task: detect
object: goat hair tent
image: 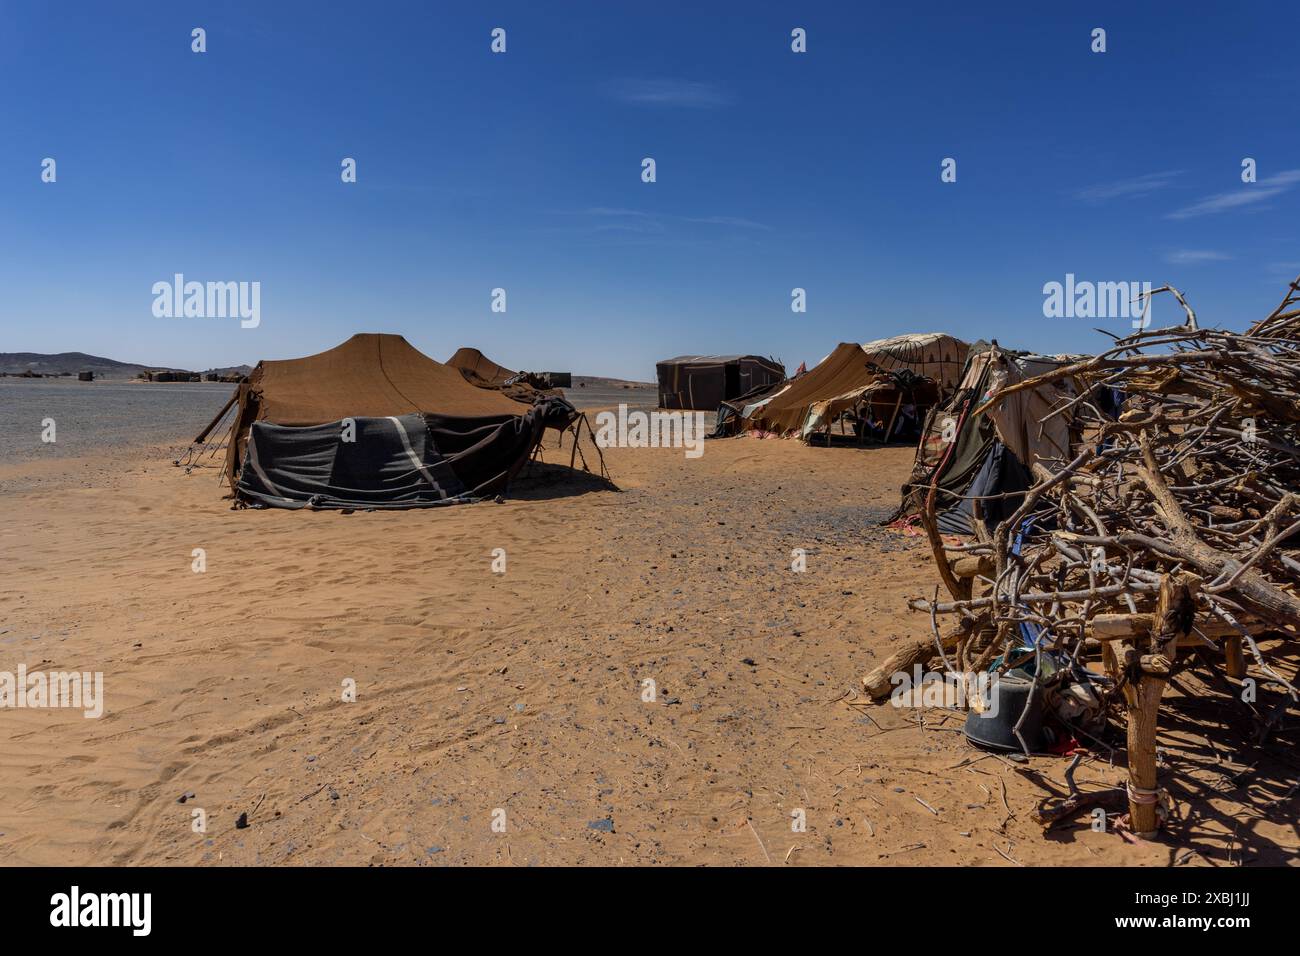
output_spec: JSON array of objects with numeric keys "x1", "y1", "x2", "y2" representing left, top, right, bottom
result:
[
  {"x1": 220, "y1": 333, "x2": 576, "y2": 509},
  {"x1": 656, "y1": 354, "x2": 784, "y2": 411},
  {"x1": 734, "y1": 333, "x2": 969, "y2": 438}
]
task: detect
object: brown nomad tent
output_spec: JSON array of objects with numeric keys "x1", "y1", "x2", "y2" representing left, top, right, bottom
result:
[
  {"x1": 735, "y1": 333, "x2": 969, "y2": 438},
  {"x1": 210, "y1": 333, "x2": 577, "y2": 509}
]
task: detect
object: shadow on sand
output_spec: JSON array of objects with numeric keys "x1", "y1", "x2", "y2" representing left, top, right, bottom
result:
[
  {"x1": 1026, "y1": 638, "x2": 1299, "y2": 865},
  {"x1": 508, "y1": 459, "x2": 619, "y2": 502}
]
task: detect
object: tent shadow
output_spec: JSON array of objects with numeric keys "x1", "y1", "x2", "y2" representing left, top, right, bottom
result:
[
  {"x1": 508, "y1": 460, "x2": 619, "y2": 501},
  {"x1": 806, "y1": 433, "x2": 919, "y2": 449}
]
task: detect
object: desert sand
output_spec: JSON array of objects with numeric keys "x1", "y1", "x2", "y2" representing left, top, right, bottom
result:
[{"x1": 0, "y1": 420, "x2": 1295, "y2": 866}]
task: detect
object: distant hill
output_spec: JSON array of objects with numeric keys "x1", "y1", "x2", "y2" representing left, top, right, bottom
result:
[
  {"x1": 0, "y1": 351, "x2": 155, "y2": 378},
  {"x1": 3, "y1": 349, "x2": 618, "y2": 384},
  {"x1": 199, "y1": 365, "x2": 254, "y2": 379},
  {"x1": 572, "y1": 375, "x2": 655, "y2": 389},
  {"x1": 0, "y1": 351, "x2": 251, "y2": 380}
]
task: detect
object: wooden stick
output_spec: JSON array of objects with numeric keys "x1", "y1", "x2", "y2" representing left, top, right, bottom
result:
[
  {"x1": 950, "y1": 554, "x2": 994, "y2": 579},
  {"x1": 1223, "y1": 636, "x2": 1246, "y2": 679},
  {"x1": 1088, "y1": 612, "x2": 1258, "y2": 641},
  {"x1": 861, "y1": 622, "x2": 969, "y2": 701}
]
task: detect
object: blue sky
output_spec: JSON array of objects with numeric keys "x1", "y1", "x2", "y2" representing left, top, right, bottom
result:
[{"x1": 2, "y1": 1, "x2": 1298, "y2": 380}]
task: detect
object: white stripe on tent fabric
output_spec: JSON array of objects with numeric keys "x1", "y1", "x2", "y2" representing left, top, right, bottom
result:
[{"x1": 386, "y1": 416, "x2": 444, "y2": 494}]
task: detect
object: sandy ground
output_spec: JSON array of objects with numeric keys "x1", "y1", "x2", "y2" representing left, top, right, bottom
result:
[{"x1": 1, "y1": 424, "x2": 1296, "y2": 867}]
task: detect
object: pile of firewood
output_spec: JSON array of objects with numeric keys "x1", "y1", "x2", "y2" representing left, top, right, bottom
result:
[{"x1": 871, "y1": 276, "x2": 1300, "y2": 837}]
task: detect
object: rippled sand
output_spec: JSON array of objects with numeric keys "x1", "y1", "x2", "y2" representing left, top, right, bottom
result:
[{"x1": 0, "y1": 416, "x2": 1291, "y2": 866}]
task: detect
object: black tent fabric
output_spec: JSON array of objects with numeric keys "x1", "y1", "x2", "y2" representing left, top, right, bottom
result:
[
  {"x1": 236, "y1": 398, "x2": 576, "y2": 510},
  {"x1": 889, "y1": 353, "x2": 997, "y2": 528},
  {"x1": 656, "y1": 355, "x2": 784, "y2": 411},
  {"x1": 966, "y1": 440, "x2": 1033, "y2": 530}
]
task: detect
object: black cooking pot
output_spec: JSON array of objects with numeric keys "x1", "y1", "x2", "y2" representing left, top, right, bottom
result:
[{"x1": 963, "y1": 670, "x2": 1047, "y2": 753}]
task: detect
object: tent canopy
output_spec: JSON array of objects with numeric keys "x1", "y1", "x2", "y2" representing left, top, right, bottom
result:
[
  {"x1": 247, "y1": 333, "x2": 525, "y2": 426},
  {"x1": 446, "y1": 346, "x2": 561, "y2": 403},
  {"x1": 658, "y1": 353, "x2": 770, "y2": 366},
  {"x1": 446, "y1": 347, "x2": 518, "y2": 388},
  {"x1": 739, "y1": 333, "x2": 969, "y2": 435}
]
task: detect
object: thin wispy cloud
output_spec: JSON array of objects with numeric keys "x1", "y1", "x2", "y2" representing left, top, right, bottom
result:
[
  {"x1": 573, "y1": 207, "x2": 664, "y2": 235},
  {"x1": 1163, "y1": 249, "x2": 1232, "y2": 264},
  {"x1": 681, "y1": 215, "x2": 772, "y2": 231},
  {"x1": 1166, "y1": 169, "x2": 1300, "y2": 220},
  {"x1": 608, "y1": 78, "x2": 732, "y2": 109},
  {"x1": 1074, "y1": 170, "x2": 1183, "y2": 202},
  {"x1": 584, "y1": 207, "x2": 653, "y2": 219}
]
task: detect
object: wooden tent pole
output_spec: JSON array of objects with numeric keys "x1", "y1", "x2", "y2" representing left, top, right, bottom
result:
[
  {"x1": 884, "y1": 392, "x2": 903, "y2": 442},
  {"x1": 194, "y1": 388, "x2": 239, "y2": 444}
]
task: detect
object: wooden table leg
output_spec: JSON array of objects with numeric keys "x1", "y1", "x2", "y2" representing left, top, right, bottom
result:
[
  {"x1": 1118, "y1": 572, "x2": 1195, "y2": 838},
  {"x1": 1122, "y1": 658, "x2": 1168, "y2": 838}
]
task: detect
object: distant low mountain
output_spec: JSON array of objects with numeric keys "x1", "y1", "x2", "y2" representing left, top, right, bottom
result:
[
  {"x1": 572, "y1": 375, "x2": 655, "y2": 389},
  {"x1": 0, "y1": 351, "x2": 251, "y2": 380},
  {"x1": 3, "y1": 349, "x2": 614, "y2": 384},
  {"x1": 199, "y1": 365, "x2": 254, "y2": 379},
  {"x1": 0, "y1": 351, "x2": 153, "y2": 377}
]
